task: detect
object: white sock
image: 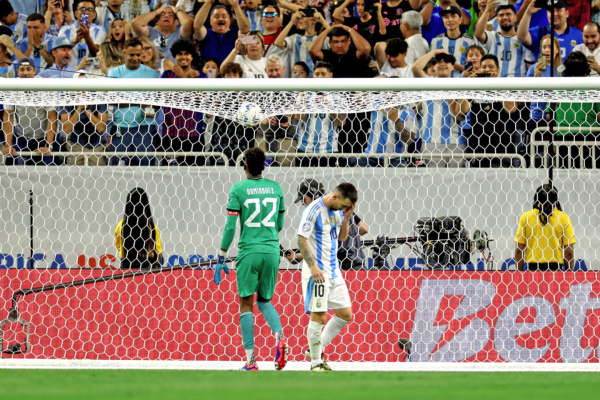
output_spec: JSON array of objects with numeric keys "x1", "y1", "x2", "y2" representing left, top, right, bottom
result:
[
  {"x1": 307, "y1": 321, "x2": 324, "y2": 366},
  {"x1": 246, "y1": 349, "x2": 255, "y2": 365},
  {"x1": 321, "y1": 316, "x2": 349, "y2": 349}
]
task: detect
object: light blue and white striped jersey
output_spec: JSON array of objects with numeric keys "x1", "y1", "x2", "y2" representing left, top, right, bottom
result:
[
  {"x1": 244, "y1": 8, "x2": 264, "y2": 32},
  {"x1": 298, "y1": 197, "x2": 344, "y2": 280},
  {"x1": 0, "y1": 53, "x2": 18, "y2": 78},
  {"x1": 479, "y1": 31, "x2": 530, "y2": 77},
  {"x1": 419, "y1": 99, "x2": 464, "y2": 144},
  {"x1": 3, "y1": 13, "x2": 28, "y2": 42},
  {"x1": 284, "y1": 34, "x2": 329, "y2": 76},
  {"x1": 17, "y1": 34, "x2": 56, "y2": 74},
  {"x1": 431, "y1": 33, "x2": 475, "y2": 77},
  {"x1": 365, "y1": 108, "x2": 417, "y2": 155},
  {"x1": 296, "y1": 112, "x2": 340, "y2": 153},
  {"x1": 58, "y1": 23, "x2": 107, "y2": 70}
]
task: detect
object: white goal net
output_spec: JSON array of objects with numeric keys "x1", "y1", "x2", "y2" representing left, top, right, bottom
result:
[{"x1": 1, "y1": 78, "x2": 600, "y2": 368}]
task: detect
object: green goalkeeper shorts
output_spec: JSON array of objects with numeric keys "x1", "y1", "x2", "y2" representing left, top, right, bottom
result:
[{"x1": 235, "y1": 253, "x2": 280, "y2": 299}]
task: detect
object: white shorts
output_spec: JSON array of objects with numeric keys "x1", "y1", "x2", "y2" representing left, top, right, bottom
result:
[{"x1": 302, "y1": 277, "x2": 352, "y2": 314}]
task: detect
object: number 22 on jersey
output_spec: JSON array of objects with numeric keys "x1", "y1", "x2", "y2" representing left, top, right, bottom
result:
[{"x1": 244, "y1": 198, "x2": 277, "y2": 228}]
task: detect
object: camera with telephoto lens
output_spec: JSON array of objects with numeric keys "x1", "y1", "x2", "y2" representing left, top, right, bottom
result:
[
  {"x1": 414, "y1": 217, "x2": 471, "y2": 269},
  {"x1": 371, "y1": 236, "x2": 392, "y2": 269}
]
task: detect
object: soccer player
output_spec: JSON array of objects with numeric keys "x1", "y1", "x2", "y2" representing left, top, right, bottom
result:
[
  {"x1": 297, "y1": 182, "x2": 358, "y2": 371},
  {"x1": 214, "y1": 148, "x2": 288, "y2": 371}
]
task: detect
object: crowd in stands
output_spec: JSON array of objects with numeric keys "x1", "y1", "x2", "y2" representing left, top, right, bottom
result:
[{"x1": 0, "y1": 0, "x2": 599, "y2": 167}]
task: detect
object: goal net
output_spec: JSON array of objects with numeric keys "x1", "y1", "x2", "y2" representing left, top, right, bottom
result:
[{"x1": 1, "y1": 78, "x2": 600, "y2": 368}]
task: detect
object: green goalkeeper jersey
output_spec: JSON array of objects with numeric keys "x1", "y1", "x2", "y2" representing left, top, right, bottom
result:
[{"x1": 225, "y1": 178, "x2": 285, "y2": 257}]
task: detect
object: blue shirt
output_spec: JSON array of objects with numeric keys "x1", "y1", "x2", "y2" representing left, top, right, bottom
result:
[
  {"x1": 8, "y1": 0, "x2": 40, "y2": 15},
  {"x1": 198, "y1": 29, "x2": 239, "y2": 64},
  {"x1": 527, "y1": 25, "x2": 583, "y2": 62},
  {"x1": 39, "y1": 64, "x2": 77, "y2": 78},
  {"x1": 515, "y1": 0, "x2": 548, "y2": 28},
  {"x1": 526, "y1": 64, "x2": 559, "y2": 121},
  {"x1": 108, "y1": 64, "x2": 160, "y2": 127}
]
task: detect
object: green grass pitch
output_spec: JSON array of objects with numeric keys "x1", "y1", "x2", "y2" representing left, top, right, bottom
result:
[{"x1": 1, "y1": 370, "x2": 599, "y2": 400}]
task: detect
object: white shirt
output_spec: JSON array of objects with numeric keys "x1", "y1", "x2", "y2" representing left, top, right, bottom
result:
[
  {"x1": 572, "y1": 43, "x2": 600, "y2": 77},
  {"x1": 405, "y1": 33, "x2": 429, "y2": 65},
  {"x1": 298, "y1": 198, "x2": 344, "y2": 281},
  {"x1": 234, "y1": 55, "x2": 266, "y2": 79},
  {"x1": 58, "y1": 23, "x2": 107, "y2": 70},
  {"x1": 379, "y1": 61, "x2": 414, "y2": 78}
]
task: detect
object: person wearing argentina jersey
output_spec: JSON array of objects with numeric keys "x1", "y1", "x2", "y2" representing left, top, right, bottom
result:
[
  {"x1": 17, "y1": 14, "x2": 56, "y2": 74},
  {"x1": 58, "y1": 0, "x2": 106, "y2": 70},
  {"x1": 0, "y1": 32, "x2": 19, "y2": 78},
  {"x1": 0, "y1": 0, "x2": 28, "y2": 42},
  {"x1": 475, "y1": 3, "x2": 532, "y2": 77},
  {"x1": 242, "y1": 0, "x2": 264, "y2": 32},
  {"x1": 360, "y1": 105, "x2": 418, "y2": 167},
  {"x1": 95, "y1": 0, "x2": 123, "y2": 34},
  {"x1": 431, "y1": 6, "x2": 476, "y2": 77},
  {"x1": 274, "y1": 7, "x2": 331, "y2": 77},
  {"x1": 297, "y1": 182, "x2": 358, "y2": 371}
]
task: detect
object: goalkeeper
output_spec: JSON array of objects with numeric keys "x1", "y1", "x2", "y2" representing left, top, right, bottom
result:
[{"x1": 214, "y1": 148, "x2": 288, "y2": 372}]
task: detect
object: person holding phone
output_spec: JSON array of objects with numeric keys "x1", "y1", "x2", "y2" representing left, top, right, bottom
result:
[
  {"x1": 460, "y1": 44, "x2": 485, "y2": 77},
  {"x1": 221, "y1": 32, "x2": 267, "y2": 78},
  {"x1": 430, "y1": 5, "x2": 476, "y2": 77},
  {"x1": 571, "y1": 21, "x2": 600, "y2": 77},
  {"x1": 44, "y1": 0, "x2": 72, "y2": 37},
  {"x1": 201, "y1": 58, "x2": 220, "y2": 78},
  {"x1": 57, "y1": 0, "x2": 106, "y2": 69}
]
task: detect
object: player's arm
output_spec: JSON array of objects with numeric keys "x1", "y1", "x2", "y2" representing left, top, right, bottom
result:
[
  {"x1": 356, "y1": 215, "x2": 369, "y2": 235},
  {"x1": 338, "y1": 203, "x2": 356, "y2": 242},
  {"x1": 215, "y1": 188, "x2": 240, "y2": 284},
  {"x1": 298, "y1": 235, "x2": 324, "y2": 283}
]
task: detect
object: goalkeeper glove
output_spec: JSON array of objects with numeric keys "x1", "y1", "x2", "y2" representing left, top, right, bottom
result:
[{"x1": 214, "y1": 250, "x2": 229, "y2": 285}]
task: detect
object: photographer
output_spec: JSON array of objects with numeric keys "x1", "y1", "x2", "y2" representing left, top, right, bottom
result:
[
  {"x1": 515, "y1": 185, "x2": 576, "y2": 271},
  {"x1": 286, "y1": 179, "x2": 369, "y2": 270}
]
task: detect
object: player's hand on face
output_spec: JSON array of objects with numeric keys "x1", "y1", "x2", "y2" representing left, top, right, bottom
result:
[
  {"x1": 343, "y1": 202, "x2": 356, "y2": 219},
  {"x1": 310, "y1": 264, "x2": 325, "y2": 284}
]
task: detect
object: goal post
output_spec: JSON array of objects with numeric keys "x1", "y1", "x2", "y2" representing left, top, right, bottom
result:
[{"x1": 2, "y1": 78, "x2": 600, "y2": 369}]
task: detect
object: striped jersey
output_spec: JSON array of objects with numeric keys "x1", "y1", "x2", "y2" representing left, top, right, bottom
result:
[
  {"x1": 479, "y1": 31, "x2": 530, "y2": 77},
  {"x1": 2, "y1": 13, "x2": 28, "y2": 42},
  {"x1": 298, "y1": 197, "x2": 344, "y2": 281},
  {"x1": 284, "y1": 34, "x2": 329, "y2": 76},
  {"x1": 0, "y1": 54, "x2": 18, "y2": 78},
  {"x1": 296, "y1": 112, "x2": 340, "y2": 153},
  {"x1": 419, "y1": 99, "x2": 463, "y2": 144},
  {"x1": 160, "y1": 70, "x2": 206, "y2": 137},
  {"x1": 431, "y1": 32, "x2": 475, "y2": 77},
  {"x1": 17, "y1": 34, "x2": 56, "y2": 74},
  {"x1": 365, "y1": 108, "x2": 417, "y2": 155},
  {"x1": 58, "y1": 23, "x2": 107, "y2": 70},
  {"x1": 243, "y1": 8, "x2": 263, "y2": 32}
]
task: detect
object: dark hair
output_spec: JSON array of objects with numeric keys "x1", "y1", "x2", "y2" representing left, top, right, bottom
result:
[
  {"x1": 385, "y1": 38, "x2": 409, "y2": 57},
  {"x1": 0, "y1": 25, "x2": 13, "y2": 38},
  {"x1": 124, "y1": 37, "x2": 143, "y2": 49},
  {"x1": 26, "y1": 13, "x2": 45, "y2": 23},
  {"x1": 481, "y1": 54, "x2": 499, "y2": 68},
  {"x1": 263, "y1": 4, "x2": 281, "y2": 16},
  {"x1": 533, "y1": 184, "x2": 561, "y2": 225},
  {"x1": 293, "y1": 61, "x2": 310, "y2": 76},
  {"x1": 221, "y1": 62, "x2": 243, "y2": 77},
  {"x1": 244, "y1": 147, "x2": 266, "y2": 176},
  {"x1": 211, "y1": 5, "x2": 231, "y2": 18},
  {"x1": 334, "y1": 183, "x2": 358, "y2": 203},
  {"x1": 170, "y1": 38, "x2": 198, "y2": 59},
  {"x1": 122, "y1": 188, "x2": 157, "y2": 266},
  {"x1": 424, "y1": 59, "x2": 436, "y2": 72},
  {"x1": 330, "y1": 27, "x2": 350, "y2": 39},
  {"x1": 435, "y1": 53, "x2": 456, "y2": 65},
  {"x1": 584, "y1": 21, "x2": 600, "y2": 33},
  {"x1": 562, "y1": 51, "x2": 591, "y2": 77},
  {"x1": 496, "y1": 4, "x2": 516, "y2": 13},
  {"x1": 0, "y1": 0, "x2": 14, "y2": 19},
  {"x1": 74, "y1": 0, "x2": 96, "y2": 10},
  {"x1": 204, "y1": 57, "x2": 221, "y2": 67},
  {"x1": 314, "y1": 61, "x2": 333, "y2": 74}
]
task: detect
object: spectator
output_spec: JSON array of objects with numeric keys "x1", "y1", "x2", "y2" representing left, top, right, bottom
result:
[
  {"x1": 105, "y1": 18, "x2": 131, "y2": 49},
  {"x1": 460, "y1": 44, "x2": 485, "y2": 76},
  {"x1": 309, "y1": 26, "x2": 372, "y2": 77},
  {"x1": 17, "y1": 14, "x2": 56, "y2": 74},
  {"x1": 274, "y1": 8, "x2": 331, "y2": 77},
  {"x1": 430, "y1": 5, "x2": 476, "y2": 77},
  {"x1": 194, "y1": 0, "x2": 250, "y2": 64},
  {"x1": 115, "y1": 188, "x2": 163, "y2": 269},
  {"x1": 7, "y1": 0, "x2": 37, "y2": 16},
  {"x1": 0, "y1": 29, "x2": 18, "y2": 78},
  {"x1": 261, "y1": 4, "x2": 292, "y2": 75},
  {"x1": 400, "y1": 10, "x2": 429, "y2": 64},
  {"x1": 515, "y1": 185, "x2": 575, "y2": 271},
  {"x1": 107, "y1": 38, "x2": 160, "y2": 166},
  {"x1": 572, "y1": 21, "x2": 600, "y2": 76},
  {"x1": 160, "y1": 39, "x2": 207, "y2": 167},
  {"x1": 265, "y1": 53, "x2": 286, "y2": 78},
  {"x1": 458, "y1": 54, "x2": 518, "y2": 167},
  {"x1": 413, "y1": 50, "x2": 465, "y2": 167},
  {"x1": 141, "y1": 36, "x2": 174, "y2": 75},
  {"x1": 292, "y1": 60, "x2": 310, "y2": 77},
  {"x1": 59, "y1": 98, "x2": 108, "y2": 166},
  {"x1": 332, "y1": 0, "x2": 386, "y2": 45},
  {"x1": 374, "y1": 38, "x2": 413, "y2": 77},
  {"x1": 132, "y1": 3, "x2": 193, "y2": 63},
  {"x1": 2, "y1": 58, "x2": 58, "y2": 166},
  {"x1": 381, "y1": 0, "x2": 421, "y2": 40},
  {"x1": 220, "y1": 62, "x2": 243, "y2": 78},
  {"x1": 243, "y1": 0, "x2": 264, "y2": 32},
  {"x1": 516, "y1": 0, "x2": 549, "y2": 29},
  {"x1": 43, "y1": 0, "x2": 71, "y2": 37},
  {"x1": 517, "y1": 0, "x2": 583, "y2": 62},
  {"x1": 0, "y1": 0, "x2": 28, "y2": 42},
  {"x1": 58, "y1": 0, "x2": 106, "y2": 70},
  {"x1": 292, "y1": 61, "x2": 346, "y2": 167},
  {"x1": 423, "y1": 58, "x2": 437, "y2": 76},
  {"x1": 566, "y1": 0, "x2": 591, "y2": 30},
  {"x1": 221, "y1": 32, "x2": 266, "y2": 78},
  {"x1": 421, "y1": 0, "x2": 472, "y2": 44},
  {"x1": 39, "y1": 37, "x2": 76, "y2": 78},
  {"x1": 95, "y1": 0, "x2": 124, "y2": 34},
  {"x1": 475, "y1": 4, "x2": 531, "y2": 77},
  {"x1": 201, "y1": 58, "x2": 220, "y2": 77},
  {"x1": 73, "y1": 41, "x2": 125, "y2": 78},
  {"x1": 470, "y1": 0, "x2": 501, "y2": 33}
]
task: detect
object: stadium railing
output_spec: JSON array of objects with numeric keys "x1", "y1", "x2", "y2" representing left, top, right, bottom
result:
[
  {"x1": 1, "y1": 152, "x2": 229, "y2": 166},
  {"x1": 531, "y1": 126, "x2": 600, "y2": 169}
]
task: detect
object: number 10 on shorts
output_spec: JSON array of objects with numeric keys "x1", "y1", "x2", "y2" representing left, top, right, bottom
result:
[{"x1": 312, "y1": 282, "x2": 327, "y2": 311}]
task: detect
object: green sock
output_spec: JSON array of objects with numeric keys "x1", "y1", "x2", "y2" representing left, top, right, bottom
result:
[
  {"x1": 239, "y1": 312, "x2": 255, "y2": 354},
  {"x1": 257, "y1": 301, "x2": 283, "y2": 337}
]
